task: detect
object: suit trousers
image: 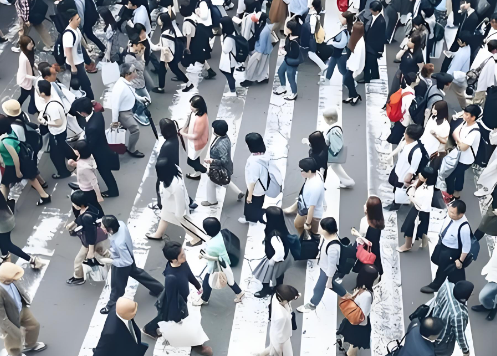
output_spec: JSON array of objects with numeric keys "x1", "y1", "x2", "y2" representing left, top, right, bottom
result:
[
  {"x1": 5, "y1": 307, "x2": 40, "y2": 356},
  {"x1": 74, "y1": 240, "x2": 111, "y2": 279},
  {"x1": 49, "y1": 130, "x2": 77, "y2": 176},
  {"x1": 429, "y1": 244, "x2": 466, "y2": 291},
  {"x1": 364, "y1": 52, "x2": 380, "y2": 82},
  {"x1": 118, "y1": 110, "x2": 140, "y2": 153},
  {"x1": 106, "y1": 263, "x2": 163, "y2": 308},
  {"x1": 97, "y1": 163, "x2": 119, "y2": 196}
]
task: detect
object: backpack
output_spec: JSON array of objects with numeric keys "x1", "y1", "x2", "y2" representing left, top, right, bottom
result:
[
  {"x1": 257, "y1": 160, "x2": 283, "y2": 198},
  {"x1": 457, "y1": 221, "x2": 480, "y2": 264},
  {"x1": 409, "y1": 85, "x2": 443, "y2": 125},
  {"x1": 53, "y1": 29, "x2": 76, "y2": 66},
  {"x1": 408, "y1": 141, "x2": 430, "y2": 177},
  {"x1": 13, "y1": 113, "x2": 42, "y2": 155},
  {"x1": 228, "y1": 35, "x2": 250, "y2": 63},
  {"x1": 473, "y1": 122, "x2": 491, "y2": 167},
  {"x1": 1, "y1": 135, "x2": 38, "y2": 180},
  {"x1": 328, "y1": 238, "x2": 357, "y2": 276},
  {"x1": 204, "y1": 1, "x2": 222, "y2": 28},
  {"x1": 386, "y1": 89, "x2": 413, "y2": 123},
  {"x1": 314, "y1": 15, "x2": 325, "y2": 44},
  {"x1": 326, "y1": 126, "x2": 344, "y2": 157},
  {"x1": 286, "y1": 234, "x2": 301, "y2": 260}
]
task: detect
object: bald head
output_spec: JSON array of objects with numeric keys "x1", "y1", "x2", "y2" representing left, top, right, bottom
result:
[
  {"x1": 116, "y1": 297, "x2": 138, "y2": 320},
  {"x1": 420, "y1": 317, "x2": 444, "y2": 340}
]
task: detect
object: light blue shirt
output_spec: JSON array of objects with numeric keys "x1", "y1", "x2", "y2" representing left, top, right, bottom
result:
[
  {"x1": 133, "y1": 6, "x2": 151, "y2": 35},
  {"x1": 436, "y1": 0, "x2": 447, "y2": 11},
  {"x1": 447, "y1": 45, "x2": 471, "y2": 76},
  {"x1": 0, "y1": 283, "x2": 22, "y2": 313},
  {"x1": 289, "y1": 0, "x2": 308, "y2": 16},
  {"x1": 254, "y1": 24, "x2": 273, "y2": 55},
  {"x1": 109, "y1": 221, "x2": 135, "y2": 268}
]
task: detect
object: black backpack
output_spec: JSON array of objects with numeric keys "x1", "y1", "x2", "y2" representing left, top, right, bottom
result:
[
  {"x1": 53, "y1": 29, "x2": 76, "y2": 66},
  {"x1": 162, "y1": 34, "x2": 185, "y2": 63},
  {"x1": 408, "y1": 141, "x2": 430, "y2": 177},
  {"x1": 12, "y1": 113, "x2": 42, "y2": 156},
  {"x1": 409, "y1": 85, "x2": 443, "y2": 125},
  {"x1": 472, "y1": 123, "x2": 492, "y2": 168},
  {"x1": 328, "y1": 238, "x2": 357, "y2": 277},
  {"x1": 228, "y1": 35, "x2": 250, "y2": 63},
  {"x1": 1, "y1": 135, "x2": 38, "y2": 180}
]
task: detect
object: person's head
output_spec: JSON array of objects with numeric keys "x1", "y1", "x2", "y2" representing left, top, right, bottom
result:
[
  {"x1": 432, "y1": 100, "x2": 448, "y2": 123},
  {"x1": 365, "y1": 196, "x2": 385, "y2": 230},
  {"x1": 0, "y1": 262, "x2": 24, "y2": 285},
  {"x1": 341, "y1": 11, "x2": 355, "y2": 31},
  {"x1": 299, "y1": 157, "x2": 318, "y2": 178},
  {"x1": 101, "y1": 215, "x2": 121, "y2": 235},
  {"x1": 73, "y1": 140, "x2": 92, "y2": 160},
  {"x1": 369, "y1": 1, "x2": 382, "y2": 15},
  {"x1": 67, "y1": 10, "x2": 81, "y2": 27},
  {"x1": 322, "y1": 107, "x2": 338, "y2": 125},
  {"x1": 319, "y1": 217, "x2": 338, "y2": 237},
  {"x1": 190, "y1": 95, "x2": 208, "y2": 116},
  {"x1": 245, "y1": 132, "x2": 266, "y2": 153},
  {"x1": 491, "y1": 13, "x2": 497, "y2": 30},
  {"x1": 203, "y1": 217, "x2": 221, "y2": 237},
  {"x1": 120, "y1": 62, "x2": 137, "y2": 81},
  {"x1": 220, "y1": 16, "x2": 236, "y2": 36},
  {"x1": 404, "y1": 124, "x2": 424, "y2": 143},
  {"x1": 419, "y1": 166, "x2": 437, "y2": 186},
  {"x1": 72, "y1": 97, "x2": 94, "y2": 117},
  {"x1": 460, "y1": 0, "x2": 472, "y2": 11},
  {"x1": 311, "y1": 0, "x2": 322, "y2": 13},
  {"x1": 308, "y1": 131, "x2": 327, "y2": 154},
  {"x1": 212, "y1": 120, "x2": 228, "y2": 137},
  {"x1": 134, "y1": 23, "x2": 147, "y2": 40},
  {"x1": 448, "y1": 199, "x2": 466, "y2": 220},
  {"x1": 263, "y1": 206, "x2": 290, "y2": 238},
  {"x1": 99, "y1": 7, "x2": 117, "y2": 31},
  {"x1": 158, "y1": 12, "x2": 173, "y2": 32},
  {"x1": 420, "y1": 63, "x2": 435, "y2": 78},
  {"x1": 128, "y1": 0, "x2": 141, "y2": 9},
  {"x1": 457, "y1": 31, "x2": 471, "y2": 47},
  {"x1": 155, "y1": 158, "x2": 181, "y2": 187},
  {"x1": 2, "y1": 100, "x2": 22, "y2": 118},
  {"x1": 19, "y1": 35, "x2": 35, "y2": 55},
  {"x1": 453, "y1": 280, "x2": 474, "y2": 303},
  {"x1": 408, "y1": 34, "x2": 422, "y2": 52},
  {"x1": 356, "y1": 264, "x2": 379, "y2": 293},
  {"x1": 37, "y1": 80, "x2": 52, "y2": 99},
  {"x1": 38, "y1": 62, "x2": 50, "y2": 74},
  {"x1": 412, "y1": 14, "x2": 427, "y2": 31},
  {"x1": 0, "y1": 115, "x2": 12, "y2": 136},
  {"x1": 434, "y1": 72, "x2": 453, "y2": 89},
  {"x1": 274, "y1": 284, "x2": 300, "y2": 304},
  {"x1": 116, "y1": 297, "x2": 138, "y2": 320},
  {"x1": 463, "y1": 104, "x2": 481, "y2": 124},
  {"x1": 348, "y1": 21, "x2": 365, "y2": 52},
  {"x1": 404, "y1": 72, "x2": 418, "y2": 88},
  {"x1": 70, "y1": 76, "x2": 81, "y2": 91},
  {"x1": 180, "y1": 4, "x2": 193, "y2": 17},
  {"x1": 285, "y1": 19, "x2": 299, "y2": 36},
  {"x1": 420, "y1": 317, "x2": 445, "y2": 341},
  {"x1": 488, "y1": 39, "x2": 497, "y2": 53},
  {"x1": 40, "y1": 65, "x2": 57, "y2": 82},
  {"x1": 159, "y1": 118, "x2": 178, "y2": 139},
  {"x1": 162, "y1": 241, "x2": 186, "y2": 264},
  {"x1": 71, "y1": 190, "x2": 88, "y2": 209}
]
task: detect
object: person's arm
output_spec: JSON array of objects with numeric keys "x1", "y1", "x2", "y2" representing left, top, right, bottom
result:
[
  {"x1": 4, "y1": 144, "x2": 22, "y2": 178},
  {"x1": 185, "y1": 262, "x2": 202, "y2": 290},
  {"x1": 89, "y1": 168, "x2": 103, "y2": 202},
  {"x1": 456, "y1": 224, "x2": 471, "y2": 268},
  {"x1": 452, "y1": 123, "x2": 471, "y2": 151},
  {"x1": 457, "y1": 128, "x2": 478, "y2": 152},
  {"x1": 395, "y1": 48, "x2": 407, "y2": 61},
  {"x1": 404, "y1": 149, "x2": 422, "y2": 185},
  {"x1": 310, "y1": 14, "x2": 317, "y2": 35},
  {"x1": 304, "y1": 206, "x2": 315, "y2": 230},
  {"x1": 111, "y1": 84, "x2": 121, "y2": 123},
  {"x1": 432, "y1": 128, "x2": 448, "y2": 144},
  {"x1": 452, "y1": 314, "x2": 470, "y2": 354},
  {"x1": 64, "y1": 45, "x2": 77, "y2": 73},
  {"x1": 246, "y1": 182, "x2": 256, "y2": 203},
  {"x1": 387, "y1": 139, "x2": 406, "y2": 160},
  {"x1": 326, "y1": 244, "x2": 340, "y2": 278},
  {"x1": 270, "y1": 236, "x2": 285, "y2": 261},
  {"x1": 45, "y1": 106, "x2": 65, "y2": 128}
]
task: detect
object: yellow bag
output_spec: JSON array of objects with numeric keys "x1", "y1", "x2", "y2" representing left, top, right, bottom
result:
[{"x1": 315, "y1": 20, "x2": 325, "y2": 44}]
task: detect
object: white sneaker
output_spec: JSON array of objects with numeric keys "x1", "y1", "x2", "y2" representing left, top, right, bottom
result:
[
  {"x1": 238, "y1": 217, "x2": 248, "y2": 224},
  {"x1": 11, "y1": 46, "x2": 20, "y2": 53},
  {"x1": 273, "y1": 86, "x2": 287, "y2": 95},
  {"x1": 284, "y1": 92, "x2": 298, "y2": 101},
  {"x1": 43, "y1": 46, "x2": 54, "y2": 52},
  {"x1": 225, "y1": 91, "x2": 237, "y2": 97},
  {"x1": 224, "y1": 2, "x2": 234, "y2": 10},
  {"x1": 474, "y1": 189, "x2": 488, "y2": 197},
  {"x1": 297, "y1": 303, "x2": 316, "y2": 313},
  {"x1": 443, "y1": 50, "x2": 454, "y2": 58},
  {"x1": 192, "y1": 297, "x2": 208, "y2": 306},
  {"x1": 0, "y1": 0, "x2": 12, "y2": 5}
]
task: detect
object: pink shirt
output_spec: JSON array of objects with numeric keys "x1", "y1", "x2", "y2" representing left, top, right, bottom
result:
[
  {"x1": 76, "y1": 157, "x2": 99, "y2": 192},
  {"x1": 17, "y1": 52, "x2": 36, "y2": 90}
]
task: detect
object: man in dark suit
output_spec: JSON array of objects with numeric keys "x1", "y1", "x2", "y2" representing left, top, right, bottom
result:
[
  {"x1": 397, "y1": 317, "x2": 444, "y2": 356},
  {"x1": 72, "y1": 97, "x2": 119, "y2": 197},
  {"x1": 361, "y1": 1, "x2": 386, "y2": 83},
  {"x1": 442, "y1": 0, "x2": 479, "y2": 72},
  {"x1": 94, "y1": 297, "x2": 148, "y2": 356}
]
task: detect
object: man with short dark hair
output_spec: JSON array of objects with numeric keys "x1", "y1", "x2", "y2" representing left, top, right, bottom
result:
[
  {"x1": 421, "y1": 200, "x2": 472, "y2": 293},
  {"x1": 360, "y1": 1, "x2": 386, "y2": 83},
  {"x1": 472, "y1": 39, "x2": 497, "y2": 106},
  {"x1": 127, "y1": 0, "x2": 151, "y2": 35},
  {"x1": 397, "y1": 317, "x2": 444, "y2": 356}
]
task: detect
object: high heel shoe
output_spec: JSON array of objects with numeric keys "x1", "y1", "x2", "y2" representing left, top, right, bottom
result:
[
  {"x1": 350, "y1": 95, "x2": 362, "y2": 106},
  {"x1": 342, "y1": 97, "x2": 353, "y2": 104}
]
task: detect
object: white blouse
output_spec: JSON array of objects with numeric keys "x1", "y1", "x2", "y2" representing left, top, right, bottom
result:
[
  {"x1": 219, "y1": 36, "x2": 236, "y2": 72},
  {"x1": 407, "y1": 183, "x2": 434, "y2": 213},
  {"x1": 270, "y1": 236, "x2": 285, "y2": 262},
  {"x1": 354, "y1": 290, "x2": 372, "y2": 326}
]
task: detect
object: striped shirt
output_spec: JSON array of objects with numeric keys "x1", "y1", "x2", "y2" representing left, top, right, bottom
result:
[
  {"x1": 16, "y1": 0, "x2": 29, "y2": 22},
  {"x1": 431, "y1": 280, "x2": 469, "y2": 353}
]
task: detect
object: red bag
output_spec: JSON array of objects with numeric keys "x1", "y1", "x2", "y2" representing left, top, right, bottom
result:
[
  {"x1": 337, "y1": 0, "x2": 349, "y2": 12},
  {"x1": 356, "y1": 244, "x2": 376, "y2": 264},
  {"x1": 92, "y1": 101, "x2": 104, "y2": 112},
  {"x1": 386, "y1": 89, "x2": 412, "y2": 122}
]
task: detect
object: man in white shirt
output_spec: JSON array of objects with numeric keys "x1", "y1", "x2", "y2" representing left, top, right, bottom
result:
[
  {"x1": 386, "y1": 124, "x2": 425, "y2": 211},
  {"x1": 110, "y1": 63, "x2": 149, "y2": 158},
  {"x1": 421, "y1": 200, "x2": 472, "y2": 293},
  {"x1": 472, "y1": 40, "x2": 497, "y2": 106},
  {"x1": 446, "y1": 105, "x2": 481, "y2": 200},
  {"x1": 63, "y1": 10, "x2": 94, "y2": 100},
  {"x1": 37, "y1": 80, "x2": 77, "y2": 178},
  {"x1": 447, "y1": 31, "x2": 472, "y2": 109},
  {"x1": 128, "y1": 0, "x2": 151, "y2": 35}
]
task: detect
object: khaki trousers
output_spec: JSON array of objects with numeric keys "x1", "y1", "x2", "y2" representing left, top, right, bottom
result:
[
  {"x1": 473, "y1": 91, "x2": 486, "y2": 107},
  {"x1": 74, "y1": 239, "x2": 111, "y2": 279},
  {"x1": 451, "y1": 83, "x2": 467, "y2": 109},
  {"x1": 4, "y1": 307, "x2": 40, "y2": 356},
  {"x1": 294, "y1": 214, "x2": 320, "y2": 237},
  {"x1": 19, "y1": 20, "x2": 53, "y2": 48}
]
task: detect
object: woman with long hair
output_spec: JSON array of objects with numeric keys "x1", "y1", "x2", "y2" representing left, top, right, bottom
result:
[
  {"x1": 253, "y1": 206, "x2": 294, "y2": 298},
  {"x1": 99, "y1": 8, "x2": 122, "y2": 63},
  {"x1": 336, "y1": 264, "x2": 379, "y2": 356},
  {"x1": 420, "y1": 100, "x2": 450, "y2": 170},
  {"x1": 16, "y1": 35, "x2": 38, "y2": 115},
  {"x1": 398, "y1": 167, "x2": 437, "y2": 252},
  {"x1": 325, "y1": 11, "x2": 354, "y2": 81},
  {"x1": 219, "y1": 17, "x2": 238, "y2": 97},
  {"x1": 351, "y1": 196, "x2": 384, "y2": 276},
  {"x1": 180, "y1": 95, "x2": 209, "y2": 179},
  {"x1": 343, "y1": 18, "x2": 365, "y2": 105}
]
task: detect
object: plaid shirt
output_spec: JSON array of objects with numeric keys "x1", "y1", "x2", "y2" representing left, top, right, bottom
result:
[
  {"x1": 16, "y1": 0, "x2": 30, "y2": 23},
  {"x1": 431, "y1": 280, "x2": 470, "y2": 353}
]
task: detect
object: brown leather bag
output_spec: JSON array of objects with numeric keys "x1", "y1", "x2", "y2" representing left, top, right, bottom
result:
[{"x1": 339, "y1": 290, "x2": 366, "y2": 325}]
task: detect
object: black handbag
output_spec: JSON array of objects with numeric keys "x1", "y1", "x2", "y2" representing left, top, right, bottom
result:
[
  {"x1": 208, "y1": 164, "x2": 230, "y2": 185},
  {"x1": 28, "y1": 0, "x2": 49, "y2": 25},
  {"x1": 431, "y1": 238, "x2": 443, "y2": 265},
  {"x1": 297, "y1": 232, "x2": 320, "y2": 260},
  {"x1": 297, "y1": 182, "x2": 308, "y2": 215}
]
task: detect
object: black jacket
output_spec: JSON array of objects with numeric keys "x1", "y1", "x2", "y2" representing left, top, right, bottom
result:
[
  {"x1": 397, "y1": 319, "x2": 436, "y2": 356},
  {"x1": 457, "y1": 11, "x2": 479, "y2": 42},
  {"x1": 365, "y1": 14, "x2": 386, "y2": 55},
  {"x1": 85, "y1": 112, "x2": 115, "y2": 167},
  {"x1": 93, "y1": 310, "x2": 148, "y2": 356}
]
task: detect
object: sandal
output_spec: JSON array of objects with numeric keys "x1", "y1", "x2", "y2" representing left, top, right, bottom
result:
[
  {"x1": 1, "y1": 253, "x2": 11, "y2": 264},
  {"x1": 36, "y1": 196, "x2": 51, "y2": 206},
  {"x1": 146, "y1": 233, "x2": 165, "y2": 240},
  {"x1": 52, "y1": 173, "x2": 71, "y2": 179},
  {"x1": 234, "y1": 291, "x2": 245, "y2": 303}
]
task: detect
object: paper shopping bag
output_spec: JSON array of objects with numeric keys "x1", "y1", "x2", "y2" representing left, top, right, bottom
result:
[
  {"x1": 105, "y1": 127, "x2": 127, "y2": 154},
  {"x1": 101, "y1": 61, "x2": 120, "y2": 86}
]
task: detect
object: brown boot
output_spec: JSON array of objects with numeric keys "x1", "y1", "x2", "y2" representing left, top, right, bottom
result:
[
  {"x1": 85, "y1": 62, "x2": 98, "y2": 73},
  {"x1": 192, "y1": 345, "x2": 213, "y2": 356}
]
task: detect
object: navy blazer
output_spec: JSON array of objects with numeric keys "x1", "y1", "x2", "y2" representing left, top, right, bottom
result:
[{"x1": 364, "y1": 14, "x2": 386, "y2": 55}]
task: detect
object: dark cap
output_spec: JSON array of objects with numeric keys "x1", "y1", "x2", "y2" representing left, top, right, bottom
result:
[
  {"x1": 433, "y1": 72, "x2": 453, "y2": 84},
  {"x1": 404, "y1": 72, "x2": 418, "y2": 85},
  {"x1": 66, "y1": 9, "x2": 79, "y2": 20},
  {"x1": 212, "y1": 120, "x2": 228, "y2": 136},
  {"x1": 463, "y1": 104, "x2": 481, "y2": 118},
  {"x1": 453, "y1": 280, "x2": 474, "y2": 303}
]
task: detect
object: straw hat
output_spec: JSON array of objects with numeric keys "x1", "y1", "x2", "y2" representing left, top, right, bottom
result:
[
  {"x1": 0, "y1": 262, "x2": 24, "y2": 284},
  {"x1": 116, "y1": 297, "x2": 138, "y2": 320},
  {"x1": 2, "y1": 100, "x2": 22, "y2": 117}
]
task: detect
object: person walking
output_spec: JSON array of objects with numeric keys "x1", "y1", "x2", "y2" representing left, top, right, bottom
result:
[
  {"x1": 12, "y1": 0, "x2": 54, "y2": 53},
  {"x1": 16, "y1": 36, "x2": 37, "y2": 115},
  {"x1": 99, "y1": 7, "x2": 123, "y2": 63},
  {"x1": 421, "y1": 200, "x2": 472, "y2": 293},
  {"x1": 79, "y1": 0, "x2": 106, "y2": 55},
  {"x1": 219, "y1": 17, "x2": 238, "y2": 97},
  {"x1": 142, "y1": 241, "x2": 212, "y2": 356},
  {"x1": 0, "y1": 262, "x2": 47, "y2": 356},
  {"x1": 128, "y1": 0, "x2": 152, "y2": 36},
  {"x1": 420, "y1": 100, "x2": 450, "y2": 170},
  {"x1": 179, "y1": 95, "x2": 209, "y2": 180},
  {"x1": 325, "y1": 11, "x2": 353, "y2": 82},
  {"x1": 397, "y1": 317, "x2": 444, "y2": 356},
  {"x1": 99, "y1": 215, "x2": 163, "y2": 314},
  {"x1": 253, "y1": 206, "x2": 294, "y2": 298},
  {"x1": 472, "y1": 244, "x2": 497, "y2": 321},
  {"x1": 342, "y1": 18, "x2": 364, "y2": 105},
  {"x1": 297, "y1": 217, "x2": 347, "y2": 313},
  {"x1": 193, "y1": 217, "x2": 245, "y2": 305},
  {"x1": 202, "y1": 120, "x2": 244, "y2": 206},
  {"x1": 360, "y1": 1, "x2": 386, "y2": 83}
]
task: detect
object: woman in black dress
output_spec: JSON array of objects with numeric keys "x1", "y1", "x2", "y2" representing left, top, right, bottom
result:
[{"x1": 351, "y1": 196, "x2": 384, "y2": 276}]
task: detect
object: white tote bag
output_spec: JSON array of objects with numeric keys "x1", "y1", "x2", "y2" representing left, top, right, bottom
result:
[
  {"x1": 101, "y1": 61, "x2": 120, "y2": 86},
  {"x1": 394, "y1": 187, "x2": 410, "y2": 205},
  {"x1": 158, "y1": 306, "x2": 209, "y2": 347},
  {"x1": 105, "y1": 127, "x2": 127, "y2": 154}
]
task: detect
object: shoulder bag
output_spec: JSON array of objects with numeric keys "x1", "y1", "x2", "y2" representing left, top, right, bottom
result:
[
  {"x1": 356, "y1": 243, "x2": 376, "y2": 264},
  {"x1": 338, "y1": 290, "x2": 366, "y2": 325},
  {"x1": 297, "y1": 181, "x2": 308, "y2": 216},
  {"x1": 207, "y1": 137, "x2": 231, "y2": 186},
  {"x1": 209, "y1": 260, "x2": 228, "y2": 289}
]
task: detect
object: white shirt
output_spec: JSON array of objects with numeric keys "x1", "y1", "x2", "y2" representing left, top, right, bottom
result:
[
  {"x1": 133, "y1": 6, "x2": 151, "y2": 35},
  {"x1": 400, "y1": 86, "x2": 415, "y2": 127},
  {"x1": 407, "y1": 184, "x2": 434, "y2": 212},
  {"x1": 270, "y1": 236, "x2": 285, "y2": 262},
  {"x1": 183, "y1": 15, "x2": 197, "y2": 37},
  {"x1": 0, "y1": 283, "x2": 22, "y2": 313},
  {"x1": 219, "y1": 36, "x2": 236, "y2": 72},
  {"x1": 370, "y1": 13, "x2": 380, "y2": 27},
  {"x1": 421, "y1": 118, "x2": 450, "y2": 156},
  {"x1": 301, "y1": 173, "x2": 325, "y2": 218},
  {"x1": 11, "y1": 124, "x2": 26, "y2": 142},
  {"x1": 458, "y1": 122, "x2": 481, "y2": 165},
  {"x1": 245, "y1": 154, "x2": 269, "y2": 196},
  {"x1": 318, "y1": 238, "x2": 340, "y2": 277},
  {"x1": 269, "y1": 294, "x2": 293, "y2": 344},
  {"x1": 354, "y1": 290, "x2": 372, "y2": 326},
  {"x1": 111, "y1": 77, "x2": 136, "y2": 123},
  {"x1": 475, "y1": 53, "x2": 497, "y2": 92},
  {"x1": 439, "y1": 215, "x2": 471, "y2": 253},
  {"x1": 63, "y1": 26, "x2": 84, "y2": 65},
  {"x1": 395, "y1": 141, "x2": 422, "y2": 183},
  {"x1": 43, "y1": 100, "x2": 67, "y2": 135}
]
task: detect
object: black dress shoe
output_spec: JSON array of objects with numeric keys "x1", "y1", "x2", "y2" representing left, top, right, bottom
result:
[
  {"x1": 127, "y1": 150, "x2": 145, "y2": 158},
  {"x1": 68, "y1": 182, "x2": 80, "y2": 190},
  {"x1": 487, "y1": 308, "x2": 497, "y2": 321},
  {"x1": 186, "y1": 173, "x2": 201, "y2": 180},
  {"x1": 100, "y1": 307, "x2": 110, "y2": 314},
  {"x1": 420, "y1": 285, "x2": 437, "y2": 294},
  {"x1": 259, "y1": 78, "x2": 269, "y2": 84},
  {"x1": 189, "y1": 202, "x2": 198, "y2": 210},
  {"x1": 240, "y1": 80, "x2": 253, "y2": 87},
  {"x1": 101, "y1": 191, "x2": 119, "y2": 198},
  {"x1": 254, "y1": 286, "x2": 273, "y2": 299},
  {"x1": 472, "y1": 304, "x2": 488, "y2": 312},
  {"x1": 0, "y1": 37, "x2": 7, "y2": 43}
]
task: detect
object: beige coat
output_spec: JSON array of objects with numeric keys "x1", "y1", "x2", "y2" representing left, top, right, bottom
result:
[{"x1": 0, "y1": 282, "x2": 30, "y2": 337}]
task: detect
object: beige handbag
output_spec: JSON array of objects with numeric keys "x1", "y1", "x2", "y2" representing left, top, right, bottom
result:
[{"x1": 208, "y1": 261, "x2": 228, "y2": 289}]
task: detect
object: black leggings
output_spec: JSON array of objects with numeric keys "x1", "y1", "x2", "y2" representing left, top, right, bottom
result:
[
  {"x1": 158, "y1": 61, "x2": 189, "y2": 88},
  {"x1": 0, "y1": 232, "x2": 31, "y2": 262},
  {"x1": 18, "y1": 87, "x2": 37, "y2": 115},
  {"x1": 221, "y1": 68, "x2": 236, "y2": 92},
  {"x1": 187, "y1": 157, "x2": 207, "y2": 173},
  {"x1": 83, "y1": 24, "x2": 106, "y2": 52}
]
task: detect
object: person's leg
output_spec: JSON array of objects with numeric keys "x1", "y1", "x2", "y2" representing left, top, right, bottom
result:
[
  {"x1": 363, "y1": 53, "x2": 373, "y2": 82},
  {"x1": 331, "y1": 277, "x2": 347, "y2": 297},
  {"x1": 158, "y1": 61, "x2": 167, "y2": 89},
  {"x1": 143, "y1": 315, "x2": 162, "y2": 336},
  {"x1": 452, "y1": 83, "x2": 467, "y2": 109},
  {"x1": 49, "y1": 133, "x2": 71, "y2": 176},
  {"x1": 479, "y1": 282, "x2": 497, "y2": 309},
  {"x1": 98, "y1": 165, "x2": 119, "y2": 196},
  {"x1": 187, "y1": 157, "x2": 207, "y2": 173},
  {"x1": 276, "y1": 273, "x2": 285, "y2": 286},
  {"x1": 149, "y1": 52, "x2": 161, "y2": 72},
  {"x1": 294, "y1": 214, "x2": 306, "y2": 237},
  {"x1": 201, "y1": 273, "x2": 213, "y2": 302},
  {"x1": 229, "y1": 281, "x2": 242, "y2": 295},
  {"x1": 445, "y1": 165, "x2": 458, "y2": 196},
  {"x1": 1, "y1": 231, "x2": 31, "y2": 261},
  {"x1": 370, "y1": 54, "x2": 380, "y2": 80},
  {"x1": 17, "y1": 87, "x2": 31, "y2": 106},
  {"x1": 453, "y1": 163, "x2": 470, "y2": 197},
  {"x1": 473, "y1": 91, "x2": 486, "y2": 106},
  {"x1": 343, "y1": 70, "x2": 358, "y2": 98},
  {"x1": 4, "y1": 326, "x2": 22, "y2": 356},
  {"x1": 309, "y1": 269, "x2": 328, "y2": 306},
  {"x1": 152, "y1": 219, "x2": 168, "y2": 238},
  {"x1": 169, "y1": 61, "x2": 189, "y2": 83},
  {"x1": 287, "y1": 65, "x2": 297, "y2": 94},
  {"x1": 119, "y1": 111, "x2": 140, "y2": 153},
  {"x1": 429, "y1": 248, "x2": 455, "y2": 290},
  {"x1": 227, "y1": 180, "x2": 243, "y2": 197},
  {"x1": 29, "y1": 178, "x2": 49, "y2": 199},
  {"x1": 308, "y1": 51, "x2": 327, "y2": 72},
  {"x1": 277, "y1": 61, "x2": 288, "y2": 87},
  {"x1": 27, "y1": 87, "x2": 37, "y2": 115},
  {"x1": 0, "y1": 232, "x2": 12, "y2": 257},
  {"x1": 205, "y1": 177, "x2": 217, "y2": 204},
  {"x1": 33, "y1": 23, "x2": 54, "y2": 48},
  {"x1": 129, "y1": 263, "x2": 164, "y2": 295},
  {"x1": 73, "y1": 245, "x2": 89, "y2": 279},
  {"x1": 83, "y1": 24, "x2": 106, "y2": 52},
  {"x1": 325, "y1": 56, "x2": 338, "y2": 80},
  {"x1": 82, "y1": 46, "x2": 92, "y2": 65},
  {"x1": 330, "y1": 163, "x2": 355, "y2": 187},
  {"x1": 221, "y1": 69, "x2": 236, "y2": 92},
  {"x1": 75, "y1": 63, "x2": 94, "y2": 100}
]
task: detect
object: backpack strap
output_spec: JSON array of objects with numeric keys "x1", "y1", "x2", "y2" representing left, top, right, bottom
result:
[
  {"x1": 327, "y1": 125, "x2": 343, "y2": 135},
  {"x1": 327, "y1": 239, "x2": 341, "y2": 254},
  {"x1": 62, "y1": 29, "x2": 77, "y2": 46},
  {"x1": 185, "y1": 18, "x2": 197, "y2": 28},
  {"x1": 457, "y1": 221, "x2": 472, "y2": 253},
  {"x1": 466, "y1": 127, "x2": 480, "y2": 160},
  {"x1": 407, "y1": 142, "x2": 421, "y2": 165}
]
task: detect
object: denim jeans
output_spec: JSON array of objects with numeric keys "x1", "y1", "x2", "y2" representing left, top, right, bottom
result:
[
  {"x1": 479, "y1": 282, "x2": 497, "y2": 310},
  {"x1": 325, "y1": 54, "x2": 347, "y2": 80},
  {"x1": 133, "y1": 87, "x2": 150, "y2": 123},
  {"x1": 221, "y1": 68, "x2": 236, "y2": 92},
  {"x1": 310, "y1": 268, "x2": 347, "y2": 306},
  {"x1": 18, "y1": 87, "x2": 37, "y2": 115},
  {"x1": 278, "y1": 61, "x2": 298, "y2": 94}
]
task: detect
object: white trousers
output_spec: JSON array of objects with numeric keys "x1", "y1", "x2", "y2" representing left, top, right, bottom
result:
[
  {"x1": 330, "y1": 163, "x2": 355, "y2": 187},
  {"x1": 206, "y1": 178, "x2": 243, "y2": 203}
]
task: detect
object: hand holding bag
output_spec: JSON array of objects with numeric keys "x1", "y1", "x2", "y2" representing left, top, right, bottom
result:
[
  {"x1": 209, "y1": 260, "x2": 228, "y2": 289},
  {"x1": 356, "y1": 243, "x2": 376, "y2": 264},
  {"x1": 105, "y1": 126, "x2": 127, "y2": 154}
]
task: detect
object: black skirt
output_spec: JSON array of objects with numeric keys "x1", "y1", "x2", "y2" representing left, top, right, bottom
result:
[
  {"x1": 244, "y1": 192, "x2": 265, "y2": 223},
  {"x1": 337, "y1": 316, "x2": 371, "y2": 349},
  {"x1": 1, "y1": 165, "x2": 22, "y2": 186},
  {"x1": 387, "y1": 121, "x2": 406, "y2": 145},
  {"x1": 401, "y1": 206, "x2": 430, "y2": 239}
]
